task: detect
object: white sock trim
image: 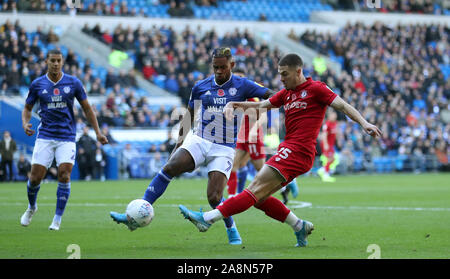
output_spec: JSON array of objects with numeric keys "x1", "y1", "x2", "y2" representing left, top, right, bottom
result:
[
  {"x1": 203, "y1": 209, "x2": 223, "y2": 224},
  {"x1": 285, "y1": 212, "x2": 303, "y2": 232},
  {"x1": 53, "y1": 215, "x2": 62, "y2": 223}
]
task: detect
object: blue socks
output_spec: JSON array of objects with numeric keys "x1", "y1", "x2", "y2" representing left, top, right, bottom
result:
[
  {"x1": 142, "y1": 170, "x2": 172, "y2": 204},
  {"x1": 55, "y1": 182, "x2": 71, "y2": 217},
  {"x1": 27, "y1": 180, "x2": 40, "y2": 210},
  {"x1": 210, "y1": 197, "x2": 235, "y2": 229},
  {"x1": 142, "y1": 169, "x2": 235, "y2": 229},
  {"x1": 237, "y1": 166, "x2": 248, "y2": 194}
]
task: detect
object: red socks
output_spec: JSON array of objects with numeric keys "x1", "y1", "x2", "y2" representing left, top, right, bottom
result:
[
  {"x1": 227, "y1": 171, "x2": 237, "y2": 196},
  {"x1": 254, "y1": 196, "x2": 291, "y2": 223},
  {"x1": 217, "y1": 189, "x2": 257, "y2": 218},
  {"x1": 325, "y1": 157, "x2": 334, "y2": 173},
  {"x1": 217, "y1": 189, "x2": 291, "y2": 223}
]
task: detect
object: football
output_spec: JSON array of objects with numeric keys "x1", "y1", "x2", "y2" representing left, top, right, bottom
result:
[{"x1": 125, "y1": 199, "x2": 154, "y2": 228}]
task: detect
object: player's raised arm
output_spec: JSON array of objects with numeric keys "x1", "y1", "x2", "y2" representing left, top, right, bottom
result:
[
  {"x1": 224, "y1": 99, "x2": 275, "y2": 120},
  {"x1": 330, "y1": 95, "x2": 382, "y2": 138},
  {"x1": 261, "y1": 88, "x2": 277, "y2": 99},
  {"x1": 21, "y1": 103, "x2": 35, "y2": 136},
  {"x1": 79, "y1": 99, "x2": 108, "y2": 145}
]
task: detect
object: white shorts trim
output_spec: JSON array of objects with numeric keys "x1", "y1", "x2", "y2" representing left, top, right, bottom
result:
[
  {"x1": 31, "y1": 138, "x2": 76, "y2": 169},
  {"x1": 180, "y1": 134, "x2": 235, "y2": 179}
]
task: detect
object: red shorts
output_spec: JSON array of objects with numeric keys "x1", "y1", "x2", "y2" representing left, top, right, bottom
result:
[
  {"x1": 236, "y1": 141, "x2": 266, "y2": 160},
  {"x1": 265, "y1": 141, "x2": 314, "y2": 186}
]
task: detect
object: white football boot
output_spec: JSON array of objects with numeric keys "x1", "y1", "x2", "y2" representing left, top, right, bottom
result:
[{"x1": 20, "y1": 206, "x2": 38, "y2": 226}]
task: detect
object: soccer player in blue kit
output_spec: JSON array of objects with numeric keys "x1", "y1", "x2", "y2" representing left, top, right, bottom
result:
[
  {"x1": 111, "y1": 47, "x2": 276, "y2": 245},
  {"x1": 20, "y1": 49, "x2": 108, "y2": 230}
]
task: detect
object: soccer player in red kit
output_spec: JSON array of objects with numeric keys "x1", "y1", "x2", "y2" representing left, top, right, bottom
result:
[
  {"x1": 179, "y1": 53, "x2": 381, "y2": 247},
  {"x1": 318, "y1": 110, "x2": 339, "y2": 182},
  {"x1": 227, "y1": 68, "x2": 267, "y2": 197}
]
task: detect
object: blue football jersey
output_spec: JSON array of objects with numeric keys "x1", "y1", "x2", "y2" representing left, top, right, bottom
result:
[
  {"x1": 188, "y1": 74, "x2": 268, "y2": 147},
  {"x1": 26, "y1": 73, "x2": 87, "y2": 142}
]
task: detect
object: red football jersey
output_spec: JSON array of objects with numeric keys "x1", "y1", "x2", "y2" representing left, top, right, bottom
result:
[
  {"x1": 322, "y1": 120, "x2": 337, "y2": 152},
  {"x1": 269, "y1": 77, "x2": 337, "y2": 158}
]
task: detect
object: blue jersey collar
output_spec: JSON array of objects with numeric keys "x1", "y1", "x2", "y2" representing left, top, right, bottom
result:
[
  {"x1": 213, "y1": 74, "x2": 233, "y2": 88},
  {"x1": 46, "y1": 72, "x2": 65, "y2": 85}
]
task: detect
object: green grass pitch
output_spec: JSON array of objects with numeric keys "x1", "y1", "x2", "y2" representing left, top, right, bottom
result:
[{"x1": 0, "y1": 173, "x2": 449, "y2": 259}]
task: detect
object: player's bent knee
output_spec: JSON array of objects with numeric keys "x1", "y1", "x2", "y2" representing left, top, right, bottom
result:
[
  {"x1": 58, "y1": 172, "x2": 71, "y2": 183},
  {"x1": 163, "y1": 162, "x2": 184, "y2": 177}
]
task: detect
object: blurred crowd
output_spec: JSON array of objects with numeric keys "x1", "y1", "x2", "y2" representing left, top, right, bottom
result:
[
  {"x1": 0, "y1": 19, "x2": 140, "y2": 97},
  {"x1": 83, "y1": 22, "x2": 282, "y2": 106},
  {"x1": 334, "y1": 0, "x2": 447, "y2": 14},
  {"x1": 1, "y1": 0, "x2": 218, "y2": 16},
  {"x1": 2, "y1": 0, "x2": 447, "y2": 16}
]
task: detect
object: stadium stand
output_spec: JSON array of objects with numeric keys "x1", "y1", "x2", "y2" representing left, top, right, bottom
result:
[
  {"x1": 0, "y1": 1, "x2": 448, "y2": 181},
  {"x1": 2, "y1": 0, "x2": 333, "y2": 22},
  {"x1": 332, "y1": 0, "x2": 448, "y2": 14}
]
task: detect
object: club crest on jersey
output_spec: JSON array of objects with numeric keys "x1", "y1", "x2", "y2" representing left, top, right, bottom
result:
[
  {"x1": 229, "y1": 88, "x2": 237, "y2": 96},
  {"x1": 217, "y1": 89, "x2": 225, "y2": 97},
  {"x1": 63, "y1": 86, "x2": 71, "y2": 94},
  {"x1": 301, "y1": 90, "x2": 308, "y2": 98},
  {"x1": 53, "y1": 88, "x2": 60, "y2": 95}
]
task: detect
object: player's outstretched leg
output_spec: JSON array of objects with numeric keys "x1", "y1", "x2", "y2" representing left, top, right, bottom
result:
[
  {"x1": 21, "y1": 180, "x2": 40, "y2": 226},
  {"x1": 179, "y1": 205, "x2": 211, "y2": 232},
  {"x1": 294, "y1": 220, "x2": 314, "y2": 247},
  {"x1": 110, "y1": 169, "x2": 173, "y2": 231},
  {"x1": 179, "y1": 189, "x2": 258, "y2": 233},
  {"x1": 110, "y1": 148, "x2": 195, "y2": 230},
  {"x1": 110, "y1": 211, "x2": 139, "y2": 231},
  {"x1": 254, "y1": 196, "x2": 314, "y2": 247}
]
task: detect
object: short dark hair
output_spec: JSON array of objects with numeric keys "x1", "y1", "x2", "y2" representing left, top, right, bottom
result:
[
  {"x1": 233, "y1": 67, "x2": 246, "y2": 75},
  {"x1": 212, "y1": 47, "x2": 232, "y2": 60},
  {"x1": 46, "y1": 49, "x2": 63, "y2": 58},
  {"x1": 279, "y1": 53, "x2": 303, "y2": 68}
]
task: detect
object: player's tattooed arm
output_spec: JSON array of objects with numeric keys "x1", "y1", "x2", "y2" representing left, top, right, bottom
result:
[
  {"x1": 224, "y1": 99, "x2": 276, "y2": 120},
  {"x1": 262, "y1": 88, "x2": 276, "y2": 99}
]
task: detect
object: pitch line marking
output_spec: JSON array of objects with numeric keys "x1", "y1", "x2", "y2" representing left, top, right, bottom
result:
[
  {"x1": 3, "y1": 201, "x2": 450, "y2": 212},
  {"x1": 288, "y1": 201, "x2": 450, "y2": 212}
]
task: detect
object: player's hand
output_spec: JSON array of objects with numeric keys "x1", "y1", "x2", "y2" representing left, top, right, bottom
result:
[
  {"x1": 363, "y1": 123, "x2": 382, "y2": 139},
  {"x1": 23, "y1": 123, "x2": 35, "y2": 136},
  {"x1": 96, "y1": 133, "x2": 109, "y2": 145},
  {"x1": 224, "y1": 102, "x2": 236, "y2": 120}
]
